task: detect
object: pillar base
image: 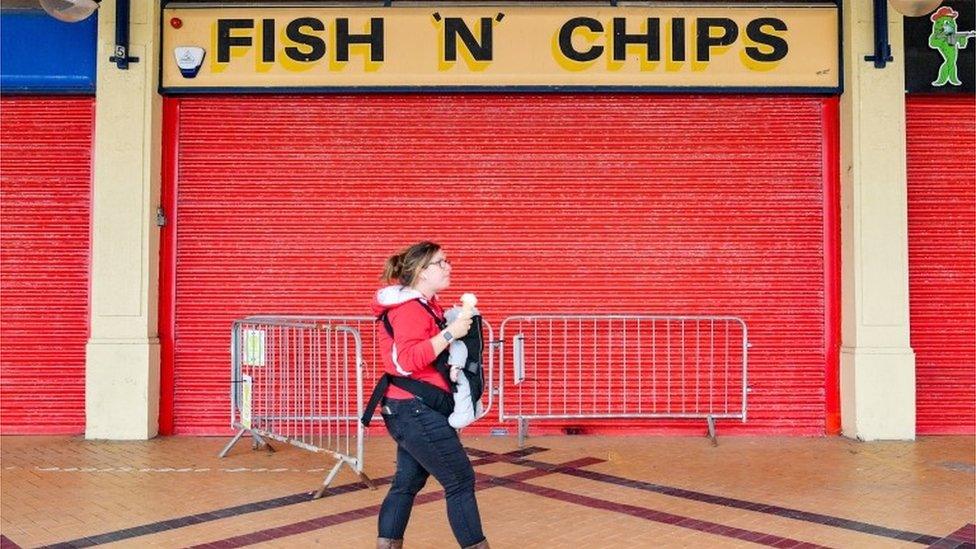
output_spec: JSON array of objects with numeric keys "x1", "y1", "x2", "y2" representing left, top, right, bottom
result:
[
  {"x1": 85, "y1": 338, "x2": 160, "y2": 440},
  {"x1": 840, "y1": 346, "x2": 916, "y2": 441}
]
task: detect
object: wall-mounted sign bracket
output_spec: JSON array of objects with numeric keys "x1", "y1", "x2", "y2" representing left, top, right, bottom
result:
[
  {"x1": 108, "y1": 0, "x2": 140, "y2": 69},
  {"x1": 864, "y1": 0, "x2": 894, "y2": 68}
]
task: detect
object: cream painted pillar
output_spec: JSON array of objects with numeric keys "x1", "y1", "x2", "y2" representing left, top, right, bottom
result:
[
  {"x1": 839, "y1": 2, "x2": 916, "y2": 440},
  {"x1": 86, "y1": 1, "x2": 163, "y2": 439}
]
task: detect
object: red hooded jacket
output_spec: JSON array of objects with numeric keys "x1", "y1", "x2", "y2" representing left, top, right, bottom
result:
[{"x1": 372, "y1": 285, "x2": 451, "y2": 399}]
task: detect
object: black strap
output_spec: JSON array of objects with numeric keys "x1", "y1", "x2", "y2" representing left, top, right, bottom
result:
[
  {"x1": 379, "y1": 311, "x2": 392, "y2": 337},
  {"x1": 361, "y1": 374, "x2": 454, "y2": 425},
  {"x1": 416, "y1": 300, "x2": 447, "y2": 329},
  {"x1": 361, "y1": 375, "x2": 390, "y2": 425},
  {"x1": 377, "y1": 299, "x2": 446, "y2": 338},
  {"x1": 460, "y1": 315, "x2": 485, "y2": 404}
]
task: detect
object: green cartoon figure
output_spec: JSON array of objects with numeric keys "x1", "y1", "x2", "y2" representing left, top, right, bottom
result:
[{"x1": 928, "y1": 6, "x2": 976, "y2": 86}]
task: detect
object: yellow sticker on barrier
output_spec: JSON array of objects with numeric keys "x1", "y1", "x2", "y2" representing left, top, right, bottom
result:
[
  {"x1": 244, "y1": 329, "x2": 266, "y2": 366},
  {"x1": 241, "y1": 374, "x2": 253, "y2": 429}
]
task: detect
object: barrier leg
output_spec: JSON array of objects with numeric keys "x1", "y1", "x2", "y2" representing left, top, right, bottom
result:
[
  {"x1": 313, "y1": 459, "x2": 346, "y2": 499},
  {"x1": 706, "y1": 415, "x2": 718, "y2": 447},
  {"x1": 220, "y1": 429, "x2": 278, "y2": 457},
  {"x1": 517, "y1": 417, "x2": 529, "y2": 449},
  {"x1": 249, "y1": 430, "x2": 276, "y2": 453},
  {"x1": 219, "y1": 428, "x2": 247, "y2": 458},
  {"x1": 358, "y1": 470, "x2": 376, "y2": 491}
]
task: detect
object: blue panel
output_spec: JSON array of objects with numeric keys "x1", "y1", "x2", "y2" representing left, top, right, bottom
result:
[{"x1": 0, "y1": 10, "x2": 96, "y2": 93}]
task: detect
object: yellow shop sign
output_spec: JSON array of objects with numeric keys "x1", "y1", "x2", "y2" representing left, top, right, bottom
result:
[{"x1": 161, "y1": 4, "x2": 839, "y2": 91}]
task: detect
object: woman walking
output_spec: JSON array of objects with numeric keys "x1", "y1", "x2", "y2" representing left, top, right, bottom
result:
[{"x1": 368, "y1": 241, "x2": 489, "y2": 549}]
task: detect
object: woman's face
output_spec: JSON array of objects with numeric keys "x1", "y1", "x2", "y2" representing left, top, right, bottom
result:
[{"x1": 417, "y1": 249, "x2": 452, "y2": 293}]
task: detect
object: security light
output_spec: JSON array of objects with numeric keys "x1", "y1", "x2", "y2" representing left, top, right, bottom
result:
[
  {"x1": 39, "y1": 0, "x2": 98, "y2": 23},
  {"x1": 889, "y1": 0, "x2": 944, "y2": 17}
]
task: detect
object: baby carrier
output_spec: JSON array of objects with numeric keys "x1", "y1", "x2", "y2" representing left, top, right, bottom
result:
[
  {"x1": 361, "y1": 300, "x2": 486, "y2": 427},
  {"x1": 444, "y1": 306, "x2": 486, "y2": 428}
]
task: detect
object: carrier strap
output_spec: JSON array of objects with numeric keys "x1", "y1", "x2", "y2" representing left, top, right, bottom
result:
[
  {"x1": 378, "y1": 299, "x2": 446, "y2": 338},
  {"x1": 361, "y1": 374, "x2": 454, "y2": 425}
]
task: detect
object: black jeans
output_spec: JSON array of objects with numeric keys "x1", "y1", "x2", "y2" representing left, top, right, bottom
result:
[{"x1": 378, "y1": 397, "x2": 485, "y2": 547}]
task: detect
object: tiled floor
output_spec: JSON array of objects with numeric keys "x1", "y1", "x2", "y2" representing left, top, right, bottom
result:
[{"x1": 0, "y1": 434, "x2": 973, "y2": 548}]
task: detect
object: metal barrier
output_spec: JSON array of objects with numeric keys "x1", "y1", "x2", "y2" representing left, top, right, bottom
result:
[
  {"x1": 219, "y1": 317, "x2": 374, "y2": 498},
  {"x1": 221, "y1": 315, "x2": 497, "y2": 424},
  {"x1": 499, "y1": 315, "x2": 750, "y2": 446}
]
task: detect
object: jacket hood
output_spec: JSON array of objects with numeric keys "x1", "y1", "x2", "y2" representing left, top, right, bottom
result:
[{"x1": 372, "y1": 285, "x2": 428, "y2": 314}]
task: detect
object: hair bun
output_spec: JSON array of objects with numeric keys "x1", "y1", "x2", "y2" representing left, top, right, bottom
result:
[
  {"x1": 380, "y1": 241, "x2": 441, "y2": 285},
  {"x1": 394, "y1": 253, "x2": 408, "y2": 276}
]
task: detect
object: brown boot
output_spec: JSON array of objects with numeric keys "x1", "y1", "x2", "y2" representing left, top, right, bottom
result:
[
  {"x1": 376, "y1": 538, "x2": 403, "y2": 549},
  {"x1": 462, "y1": 540, "x2": 489, "y2": 549}
]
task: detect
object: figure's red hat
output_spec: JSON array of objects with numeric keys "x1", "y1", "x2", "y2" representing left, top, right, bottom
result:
[{"x1": 931, "y1": 6, "x2": 959, "y2": 21}]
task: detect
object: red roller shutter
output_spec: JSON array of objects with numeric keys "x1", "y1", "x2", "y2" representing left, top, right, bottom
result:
[
  {"x1": 0, "y1": 96, "x2": 93, "y2": 434},
  {"x1": 164, "y1": 94, "x2": 834, "y2": 435},
  {"x1": 907, "y1": 95, "x2": 976, "y2": 435}
]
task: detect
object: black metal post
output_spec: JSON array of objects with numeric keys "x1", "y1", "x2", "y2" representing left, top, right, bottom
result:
[
  {"x1": 108, "y1": 0, "x2": 139, "y2": 69},
  {"x1": 864, "y1": 0, "x2": 893, "y2": 68}
]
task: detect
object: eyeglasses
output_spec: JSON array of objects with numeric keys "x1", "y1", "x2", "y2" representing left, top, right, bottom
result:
[{"x1": 426, "y1": 258, "x2": 451, "y2": 269}]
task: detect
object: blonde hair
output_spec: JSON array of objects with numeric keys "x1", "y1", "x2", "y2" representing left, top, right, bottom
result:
[{"x1": 381, "y1": 241, "x2": 441, "y2": 287}]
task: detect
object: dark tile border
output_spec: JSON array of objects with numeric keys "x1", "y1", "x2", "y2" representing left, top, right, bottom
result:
[
  {"x1": 191, "y1": 456, "x2": 604, "y2": 549},
  {"x1": 24, "y1": 444, "x2": 958, "y2": 549},
  {"x1": 558, "y1": 466, "x2": 942, "y2": 545},
  {"x1": 479, "y1": 473, "x2": 828, "y2": 549},
  {"x1": 38, "y1": 491, "x2": 326, "y2": 549},
  {"x1": 195, "y1": 454, "x2": 826, "y2": 549},
  {"x1": 927, "y1": 524, "x2": 976, "y2": 549},
  {"x1": 463, "y1": 448, "x2": 944, "y2": 546},
  {"x1": 36, "y1": 446, "x2": 547, "y2": 549}
]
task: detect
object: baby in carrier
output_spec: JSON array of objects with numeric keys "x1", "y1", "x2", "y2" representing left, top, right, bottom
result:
[{"x1": 445, "y1": 293, "x2": 486, "y2": 429}]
